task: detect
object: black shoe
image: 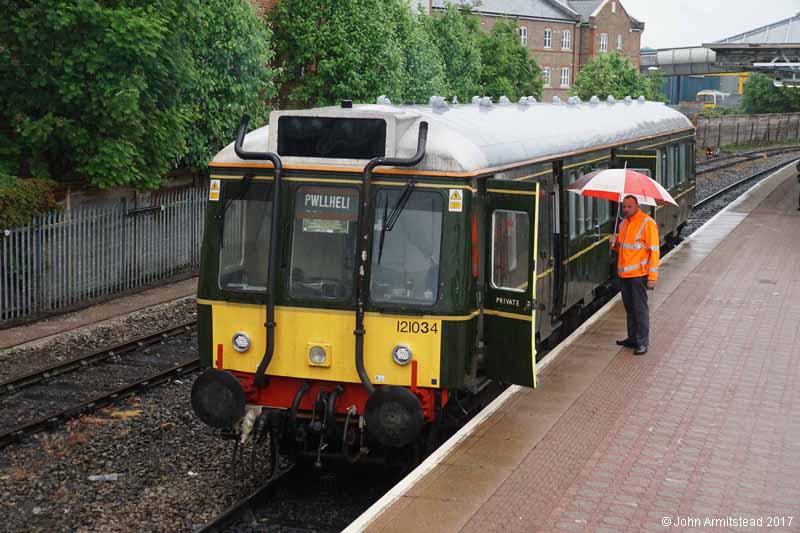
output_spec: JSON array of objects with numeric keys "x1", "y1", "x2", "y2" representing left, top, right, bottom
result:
[
  {"x1": 634, "y1": 345, "x2": 648, "y2": 355},
  {"x1": 616, "y1": 338, "x2": 637, "y2": 347}
]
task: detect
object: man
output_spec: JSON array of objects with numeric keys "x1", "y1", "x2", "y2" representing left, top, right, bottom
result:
[{"x1": 609, "y1": 195, "x2": 660, "y2": 355}]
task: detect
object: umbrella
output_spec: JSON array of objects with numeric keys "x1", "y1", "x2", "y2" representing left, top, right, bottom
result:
[{"x1": 566, "y1": 168, "x2": 677, "y2": 236}]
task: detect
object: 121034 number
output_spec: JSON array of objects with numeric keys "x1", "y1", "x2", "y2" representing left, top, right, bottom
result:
[{"x1": 396, "y1": 320, "x2": 438, "y2": 334}]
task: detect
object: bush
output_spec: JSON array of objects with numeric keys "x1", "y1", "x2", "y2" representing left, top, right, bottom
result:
[
  {"x1": 0, "y1": 178, "x2": 59, "y2": 228},
  {"x1": 571, "y1": 53, "x2": 666, "y2": 102}
]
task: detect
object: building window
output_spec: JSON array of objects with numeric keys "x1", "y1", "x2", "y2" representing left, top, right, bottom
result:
[
  {"x1": 543, "y1": 67, "x2": 551, "y2": 87},
  {"x1": 519, "y1": 26, "x2": 527, "y2": 47},
  {"x1": 599, "y1": 33, "x2": 608, "y2": 52},
  {"x1": 612, "y1": 1, "x2": 617, "y2": 13},
  {"x1": 617, "y1": 34, "x2": 623, "y2": 50},
  {"x1": 560, "y1": 67, "x2": 570, "y2": 88},
  {"x1": 544, "y1": 28, "x2": 552, "y2": 49},
  {"x1": 562, "y1": 30, "x2": 572, "y2": 50}
]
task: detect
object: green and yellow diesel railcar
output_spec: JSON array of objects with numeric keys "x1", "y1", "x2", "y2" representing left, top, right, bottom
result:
[{"x1": 191, "y1": 96, "x2": 695, "y2": 465}]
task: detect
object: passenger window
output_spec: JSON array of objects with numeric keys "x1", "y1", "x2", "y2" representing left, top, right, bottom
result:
[
  {"x1": 678, "y1": 144, "x2": 687, "y2": 185},
  {"x1": 658, "y1": 149, "x2": 667, "y2": 186},
  {"x1": 568, "y1": 171, "x2": 577, "y2": 239},
  {"x1": 491, "y1": 210, "x2": 530, "y2": 292}
]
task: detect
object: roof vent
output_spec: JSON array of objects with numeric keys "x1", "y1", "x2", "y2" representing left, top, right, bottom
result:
[
  {"x1": 518, "y1": 96, "x2": 530, "y2": 106},
  {"x1": 472, "y1": 95, "x2": 481, "y2": 104},
  {"x1": 607, "y1": 95, "x2": 616, "y2": 103},
  {"x1": 376, "y1": 95, "x2": 392, "y2": 105},
  {"x1": 624, "y1": 95, "x2": 633, "y2": 103},
  {"x1": 429, "y1": 95, "x2": 439, "y2": 106},
  {"x1": 638, "y1": 95, "x2": 646, "y2": 103},
  {"x1": 499, "y1": 95, "x2": 511, "y2": 104},
  {"x1": 590, "y1": 95, "x2": 600, "y2": 104},
  {"x1": 527, "y1": 96, "x2": 537, "y2": 103},
  {"x1": 567, "y1": 96, "x2": 582, "y2": 105},
  {"x1": 552, "y1": 96, "x2": 562, "y2": 104},
  {"x1": 480, "y1": 96, "x2": 492, "y2": 107},
  {"x1": 341, "y1": 99, "x2": 353, "y2": 109},
  {"x1": 452, "y1": 96, "x2": 459, "y2": 105},
  {"x1": 430, "y1": 96, "x2": 449, "y2": 109}
]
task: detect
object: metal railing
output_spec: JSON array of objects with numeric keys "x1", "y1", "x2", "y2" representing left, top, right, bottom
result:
[{"x1": 1, "y1": 187, "x2": 207, "y2": 325}]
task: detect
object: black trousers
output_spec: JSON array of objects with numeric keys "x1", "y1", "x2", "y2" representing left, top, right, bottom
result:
[{"x1": 620, "y1": 275, "x2": 649, "y2": 347}]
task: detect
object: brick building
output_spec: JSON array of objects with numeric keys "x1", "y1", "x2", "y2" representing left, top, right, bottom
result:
[{"x1": 431, "y1": 0, "x2": 644, "y2": 100}]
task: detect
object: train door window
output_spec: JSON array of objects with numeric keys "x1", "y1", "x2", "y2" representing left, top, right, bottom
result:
[
  {"x1": 669, "y1": 145, "x2": 677, "y2": 189},
  {"x1": 658, "y1": 149, "x2": 667, "y2": 186},
  {"x1": 289, "y1": 186, "x2": 358, "y2": 300},
  {"x1": 218, "y1": 181, "x2": 272, "y2": 292},
  {"x1": 491, "y1": 210, "x2": 529, "y2": 292},
  {"x1": 596, "y1": 162, "x2": 610, "y2": 224},
  {"x1": 370, "y1": 189, "x2": 443, "y2": 305},
  {"x1": 568, "y1": 171, "x2": 577, "y2": 238}
]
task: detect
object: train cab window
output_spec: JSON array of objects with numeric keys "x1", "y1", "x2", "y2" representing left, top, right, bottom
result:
[
  {"x1": 218, "y1": 182, "x2": 272, "y2": 292},
  {"x1": 290, "y1": 186, "x2": 358, "y2": 300},
  {"x1": 370, "y1": 189, "x2": 443, "y2": 306},
  {"x1": 491, "y1": 210, "x2": 529, "y2": 292}
]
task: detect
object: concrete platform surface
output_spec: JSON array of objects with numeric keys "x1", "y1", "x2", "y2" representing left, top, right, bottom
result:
[{"x1": 349, "y1": 163, "x2": 800, "y2": 532}]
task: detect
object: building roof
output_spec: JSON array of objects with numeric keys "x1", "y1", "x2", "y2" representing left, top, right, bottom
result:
[
  {"x1": 431, "y1": 0, "x2": 579, "y2": 21},
  {"x1": 213, "y1": 100, "x2": 692, "y2": 174},
  {"x1": 567, "y1": 0, "x2": 602, "y2": 22},
  {"x1": 713, "y1": 12, "x2": 800, "y2": 45}
]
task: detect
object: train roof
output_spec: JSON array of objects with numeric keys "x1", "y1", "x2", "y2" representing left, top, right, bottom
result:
[{"x1": 211, "y1": 98, "x2": 694, "y2": 175}]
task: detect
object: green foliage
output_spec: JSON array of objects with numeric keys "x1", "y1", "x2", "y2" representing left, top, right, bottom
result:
[
  {"x1": 478, "y1": 20, "x2": 543, "y2": 101},
  {"x1": 270, "y1": 0, "x2": 405, "y2": 107},
  {"x1": 741, "y1": 73, "x2": 800, "y2": 114},
  {"x1": 571, "y1": 53, "x2": 666, "y2": 102},
  {"x1": 181, "y1": 0, "x2": 276, "y2": 169},
  {"x1": 696, "y1": 107, "x2": 739, "y2": 119},
  {"x1": 0, "y1": 0, "x2": 275, "y2": 189},
  {"x1": 0, "y1": 178, "x2": 59, "y2": 228},
  {"x1": 429, "y1": 5, "x2": 483, "y2": 101},
  {"x1": 393, "y1": 9, "x2": 449, "y2": 103}
]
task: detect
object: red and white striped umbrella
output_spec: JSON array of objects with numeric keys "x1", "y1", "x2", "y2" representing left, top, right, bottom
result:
[{"x1": 566, "y1": 168, "x2": 677, "y2": 207}]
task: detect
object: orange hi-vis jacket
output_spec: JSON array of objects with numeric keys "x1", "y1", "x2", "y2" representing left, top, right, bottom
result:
[{"x1": 612, "y1": 210, "x2": 660, "y2": 282}]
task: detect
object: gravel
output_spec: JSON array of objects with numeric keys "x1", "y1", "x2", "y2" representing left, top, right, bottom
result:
[{"x1": 0, "y1": 297, "x2": 197, "y2": 382}]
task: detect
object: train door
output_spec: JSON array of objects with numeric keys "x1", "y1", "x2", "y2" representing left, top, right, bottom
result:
[
  {"x1": 613, "y1": 148, "x2": 659, "y2": 218},
  {"x1": 482, "y1": 179, "x2": 540, "y2": 388}
]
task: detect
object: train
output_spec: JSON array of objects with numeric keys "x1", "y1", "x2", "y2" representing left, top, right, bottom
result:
[{"x1": 191, "y1": 95, "x2": 696, "y2": 467}]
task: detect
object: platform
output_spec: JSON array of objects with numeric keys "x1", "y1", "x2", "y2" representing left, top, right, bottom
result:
[
  {"x1": 0, "y1": 277, "x2": 197, "y2": 350},
  {"x1": 347, "y1": 162, "x2": 800, "y2": 532}
]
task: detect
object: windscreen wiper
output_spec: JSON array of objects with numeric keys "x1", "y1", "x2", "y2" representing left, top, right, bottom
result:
[
  {"x1": 217, "y1": 173, "x2": 254, "y2": 248},
  {"x1": 377, "y1": 178, "x2": 416, "y2": 264}
]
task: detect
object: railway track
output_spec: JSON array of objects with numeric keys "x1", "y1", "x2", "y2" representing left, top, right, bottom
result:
[
  {"x1": 0, "y1": 321, "x2": 199, "y2": 449},
  {"x1": 696, "y1": 145, "x2": 800, "y2": 175},
  {"x1": 694, "y1": 158, "x2": 797, "y2": 210}
]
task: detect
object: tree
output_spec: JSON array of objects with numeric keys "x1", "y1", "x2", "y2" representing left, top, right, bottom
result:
[
  {"x1": 0, "y1": 0, "x2": 275, "y2": 189},
  {"x1": 741, "y1": 73, "x2": 800, "y2": 114},
  {"x1": 429, "y1": 4, "x2": 483, "y2": 101},
  {"x1": 478, "y1": 20, "x2": 543, "y2": 101},
  {"x1": 571, "y1": 53, "x2": 665, "y2": 102},
  {"x1": 393, "y1": 9, "x2": 449, "y2": 103},
  {"x1": 270, "y1": 0, "x2": 405, "y2": 107}
]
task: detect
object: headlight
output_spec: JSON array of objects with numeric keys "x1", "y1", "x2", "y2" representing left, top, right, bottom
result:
[
  {"x1": 232, "y1": 332, "x2": 250, "y2": 353},
  {"x1": 392, "y1": 344, "x2": 413, "y2": 365},
  {"x1": 309, "y1": 345, "x2": 327, "y2": 365}
]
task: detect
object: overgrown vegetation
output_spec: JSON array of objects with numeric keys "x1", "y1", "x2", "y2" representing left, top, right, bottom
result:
[
  {"x1": 571, "y1": 53, "x2": 666, "y2": 102},
  {"x1": 741, "y1": 73, "x2": 800, "y2": 114}
]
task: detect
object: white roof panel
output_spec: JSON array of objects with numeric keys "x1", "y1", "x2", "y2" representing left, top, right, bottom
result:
[{"x1": 212, "y1": 101, "x2": 693, "y2": 174}]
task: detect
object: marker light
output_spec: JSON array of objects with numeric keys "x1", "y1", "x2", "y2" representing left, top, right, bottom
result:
[
  {"x1": 232, "y1": 332, "x2": 251, "y2": 353},
  {"x1": 392, "y1": 344, "x2": 413, "y2": 366}
]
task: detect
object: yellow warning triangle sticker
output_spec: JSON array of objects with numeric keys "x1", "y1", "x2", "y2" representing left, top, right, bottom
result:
[
  {"x1": 450, "y1": 190, "x2": 461, "y2": 200},
  {"x1": 211, "y1": 181, "x2": 220, "y2": 191}
]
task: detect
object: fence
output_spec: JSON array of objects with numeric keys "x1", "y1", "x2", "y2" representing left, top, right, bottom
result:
[
  {"x1": 696, "y1": 112, "x2": 800, "y2": 148},
  {"x1": 1, "y1": 187, "x2": 208, "y2": 325}
]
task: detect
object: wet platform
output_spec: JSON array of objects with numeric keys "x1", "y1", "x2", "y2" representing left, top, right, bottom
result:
[
  {"x1": 347, "y1": 162, "x2": 800, "y2": 532},
  {"x1": 0, "y1": 277, "x2": 196, "y2": 350}
]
